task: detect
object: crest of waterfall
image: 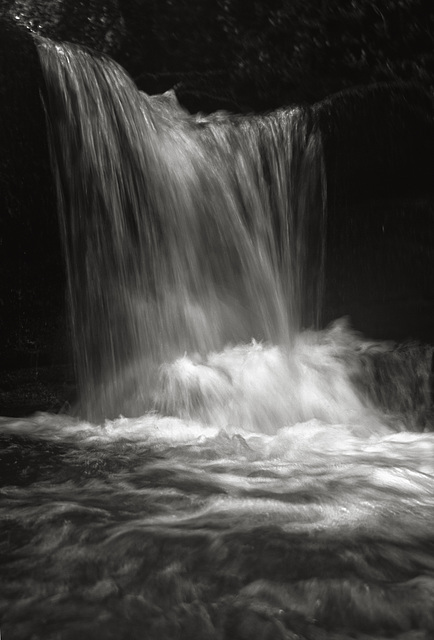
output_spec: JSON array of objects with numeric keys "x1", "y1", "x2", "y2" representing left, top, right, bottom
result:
[{"x1": 37, "y1": 38, "x2": 326, "y2": 421}]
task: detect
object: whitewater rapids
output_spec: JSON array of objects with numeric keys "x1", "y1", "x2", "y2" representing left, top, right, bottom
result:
[{"x1": 1, "y1": 322, "x2": 434, "y2": 639}]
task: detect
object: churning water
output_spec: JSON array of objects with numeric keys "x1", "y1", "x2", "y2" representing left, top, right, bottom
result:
[{"x1": 1, "y1": 38, "x2": 434, "y2": 639}]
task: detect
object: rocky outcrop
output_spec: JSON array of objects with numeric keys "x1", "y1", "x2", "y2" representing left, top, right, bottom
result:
[
  {"x1": 0, "y1": 20, "x2": 61, "y2": 363},
  {"x1": 316, "y1": 82, "x2": 434, "y2": 341}
]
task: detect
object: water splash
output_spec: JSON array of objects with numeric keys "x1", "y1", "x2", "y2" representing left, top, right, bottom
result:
[
  {"x1": 1, "y1": 324, "x2": 433, "y2": 638},
  {"x1": 37, "y1": 38, "x2": 326, "y2": 421}
]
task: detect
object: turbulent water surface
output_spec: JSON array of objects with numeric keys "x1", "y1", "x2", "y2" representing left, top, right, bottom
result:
[{"x1": 2, "y1": 324, "x2": 434, "y2": 639}]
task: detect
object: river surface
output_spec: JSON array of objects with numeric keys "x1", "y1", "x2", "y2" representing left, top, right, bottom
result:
[{"x1": 1, "y1": 322, "x2": 434, "y2": 639}]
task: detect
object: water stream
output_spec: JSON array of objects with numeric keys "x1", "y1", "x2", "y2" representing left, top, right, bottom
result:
[{"x1": 1, "y1": 37, "x2": 433, "y2": 639}]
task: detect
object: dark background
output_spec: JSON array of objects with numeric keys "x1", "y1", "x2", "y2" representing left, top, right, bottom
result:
[
  {"x1": 0, "y1": 0, "x2": 434, "y2": 414},
  {"x1": 3, "y1": 0, "x2": 434, "y2": 110}
]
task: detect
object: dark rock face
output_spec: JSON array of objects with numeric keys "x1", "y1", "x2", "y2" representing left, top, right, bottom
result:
[
  {"x1": 0, "y1": 20, "x2": 62, "y2": 365},
  {"x1": 316, "y1": 83, "x2": 434, "y2": 342},
  {"x1": 317, "y1": 83, "x2": 434, "y2": 201}
]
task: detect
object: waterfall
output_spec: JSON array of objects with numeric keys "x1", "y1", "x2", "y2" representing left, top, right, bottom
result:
[
  {"x1": 4, "y1": 32, "x2": 434, "y2": 640},
  {"x1": 37, "y1": 37, "x2": 326, "y2": 421}
]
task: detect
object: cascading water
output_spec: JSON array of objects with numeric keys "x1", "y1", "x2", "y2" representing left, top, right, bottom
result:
[
  {"x1": 37, "y1": 38, "x2": 326, "y2": 423},
  {"x1": 1, "y1": 34, "x2": 434, "y2": 640}
]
